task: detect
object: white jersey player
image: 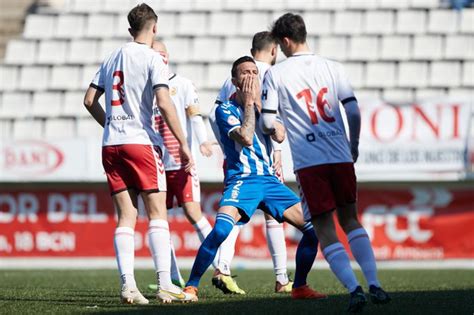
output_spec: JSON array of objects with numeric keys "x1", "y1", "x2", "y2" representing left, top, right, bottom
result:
[
  {"x1": 262, "y1": 13, "x2": 391, "y2": 312},
  {"x1": 149, "y1": 41, "x2": 216, "y2": 289},
  {"x1": 209, "y1": 31, "x2": 293, "y2": 295},
  {"x1": 83, "y1": 4, "x2": 195, "y2": 304}
]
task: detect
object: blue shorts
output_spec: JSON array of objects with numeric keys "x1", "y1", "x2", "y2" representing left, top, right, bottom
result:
[{"x1": 219, "y1": 175, "x2": 300, "y2": 224}]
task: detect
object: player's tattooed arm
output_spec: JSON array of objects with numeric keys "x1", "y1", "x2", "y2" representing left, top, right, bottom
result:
[{"x1": 230, "y1": 76, "x2": 256, "y2": 147}]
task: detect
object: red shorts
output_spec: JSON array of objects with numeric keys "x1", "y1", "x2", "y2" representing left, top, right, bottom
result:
[
  {"x1": 102, "y1": 144, "x2": 166, "y2": 195},
  {"x1": 296, "y1": 162, "x2": 357, "y2": 220},
  {"x1": 165, "y1": 167, "x2": 200, "y2": 209}
]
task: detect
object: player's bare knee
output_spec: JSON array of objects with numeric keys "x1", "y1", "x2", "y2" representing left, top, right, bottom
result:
[
  {"x1": 336, "y1": 203, "x2": 362, "y2": 233},
  {"x1": 183, "y1": 202, "x2": 203, "y2": 224},
  {"x1": 282, "y1": 203, "x2": 305, "y2": 227}
]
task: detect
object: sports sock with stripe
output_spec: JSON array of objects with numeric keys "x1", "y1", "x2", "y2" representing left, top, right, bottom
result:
[
  {"x1": 322, "y1": 242, "x2": 360, "y2": 293},
  {"x1": 193, "y1": 216, "x2": 220, "y2": 269},
  {"x1": 293, "y1": 222, "x2": 318, "y2": 288},
  {"x1": 148, "y1": 219, "x2": 173, "y2": 290},
  {"x1": 348, "y1": 227, "x2": 381, "y2": 287},
  {"x1": 187, "y1": 213, "x2": 235, "y2": 287},
  {"x1": 114, "y1": 227, "x2": 137, "y2": 289}
]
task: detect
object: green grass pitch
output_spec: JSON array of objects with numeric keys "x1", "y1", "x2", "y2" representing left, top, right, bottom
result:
[{"x1": 0, "y1": 269, "x2": 473, "y2": 314}]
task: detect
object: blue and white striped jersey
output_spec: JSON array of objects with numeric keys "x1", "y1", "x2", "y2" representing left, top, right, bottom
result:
[{"x1": 214, "y1": 100, "x2": 274, "y2": 182}]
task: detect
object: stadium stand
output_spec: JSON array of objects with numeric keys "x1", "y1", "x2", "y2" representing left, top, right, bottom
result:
[{"x1": 0, "y1": 0, "x2": 473, "y2": 139}]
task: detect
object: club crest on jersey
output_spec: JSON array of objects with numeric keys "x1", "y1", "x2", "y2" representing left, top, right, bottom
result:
[
  {"x1": 170, "y1": 87, "x2": 177, "y2": 96},
  {"x1": 227, "y1": 115, "x2": 240, "y2": 126}
]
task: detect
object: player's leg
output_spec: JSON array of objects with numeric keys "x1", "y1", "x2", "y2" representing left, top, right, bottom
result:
[
  {"x1": 212, "y1": 224, "x2": 246, "y2": 295},
  {"x1": 185, "y1": 177, "x2": 261, "y2": 299},
  {"x1": 263, "y1": 212, "x2": 292, "y2": 293},
  {"x1": 279, "y1": 203, "x2": 325, "y2": 299},
  {"x1": 183, "y1": 202, "x2": 213, "y2": 236},
  {"x1": 185, "y1": 206, "x2": 241, "y2": 293},
  {"x1": 214, "y1": 225, "x2": 239, "y2": 275},
  {"x1": 102, "y1": 145, "x2": 148, "y2": 305},
  {"x1": 126, "y1": 144, "x2": 193, "y2": 303},
  {"x1": 178, "y1": 169, "x2": 220, "y2": 270},
  {"x1": 296, "y1": 165, "x2": 365, "y2": 312},
  {"x1": 178, "y1": 169, "x2": 214, "y2": 240},
  {"x1": 162, "y1": 171, "x2": 186, "y2": 288},
  {"x1": 333, "y1": 163, "x2": 390, "y2": 305},
  {"x1": 113, "y1": 189, "x2": 149, "y2": 305},
  {"x1": 337, "y1": 203, "x2": 390, "y2": 304},
  {"x1": 169, "y1": 239, "x2": 185, "y2": 288},
  {"x1": 141, "y1": 191, "x2": 172, "y2": 289},
  {"x1": 142, "y1": 190, "x2": 194, "y2": 302},
  {"x1": 261, "y1": 176, "x2": 324, "y2": 299}
]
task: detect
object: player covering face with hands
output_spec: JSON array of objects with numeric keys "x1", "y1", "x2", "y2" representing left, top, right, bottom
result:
[
  {"x1": 183, "y1": 56, "x2": 327, "y2": 302},
  {"x1": 209, "y1": 32, "x2": 293, "y2": 295}
]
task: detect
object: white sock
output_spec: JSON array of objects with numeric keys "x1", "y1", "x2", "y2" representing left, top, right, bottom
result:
[
  {"x1": 114, "y1": 227, "x2": 137, "y2": 288},
  {"x1": 348, "y1": 228, "x2": 381, "y2": 287},
  {"x1": 169, "y1": 239, "x2": 184, "y2": 284},
  {"x1": 323, "y1": 242, "x2": 360, "y2": 293},
  {"x1": 217, "y1": 225, "x2": 240, "y2": 275},
  {"x1": 193, "y1": 216, "x2": 213, "y2": 242},
  {"x1": 148, "y1": 219, "x2": 173, "y2": 290},
  {"x1": 265, "y1": 219, "x2": 288, "y2": 283}
]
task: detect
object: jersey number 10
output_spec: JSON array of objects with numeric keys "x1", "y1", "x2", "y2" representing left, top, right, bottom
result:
[{"x1": 296, "y1": 87, "x2": 335, "y2": 125}]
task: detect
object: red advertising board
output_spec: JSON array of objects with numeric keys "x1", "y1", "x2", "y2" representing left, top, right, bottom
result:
[{"x1": 0, "y1": 185, "x2": 472, "y2": 259}]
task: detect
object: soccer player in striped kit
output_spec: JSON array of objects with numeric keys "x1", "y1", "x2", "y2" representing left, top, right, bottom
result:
[
  {"x1": 183, "y1": 56, "x2": 327, "y2": 302},
  {"x1": 209, "y1": 32, "x2": 293, "y2": 295}
]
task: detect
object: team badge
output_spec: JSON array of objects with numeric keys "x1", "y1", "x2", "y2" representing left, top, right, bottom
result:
[
  {"x1": 227, "y1": 115, "x2": 240, "y2": 126},
  {"x1": 170, "y1": 87, "x2": 177, "y2": 96}
]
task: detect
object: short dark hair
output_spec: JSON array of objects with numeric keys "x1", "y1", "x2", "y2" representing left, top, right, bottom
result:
[
  {"x1": 271, "y1": 13, "x2": 307, "y2": 44},
  {"x1": 127, "y1": 3, "x2": 157, "y2": 34},
  {"x1": 251, "y1": 31, "x2": 276, "y2": 55},
  {"x1": 231, "y1": 56, "x2": 256, "y2": 78}
]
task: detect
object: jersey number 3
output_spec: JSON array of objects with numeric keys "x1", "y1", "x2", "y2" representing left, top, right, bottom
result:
[
  {"x1": 112, "y1": 71, "x2": 125, "y2": 106},
  {"x1": 296, "y1": 88, "x2": 335, "y2": 125}
]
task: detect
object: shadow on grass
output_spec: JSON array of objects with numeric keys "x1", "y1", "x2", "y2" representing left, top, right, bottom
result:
[{"x1": 2, "y1": 288, "x2": 472, "y2": 315}]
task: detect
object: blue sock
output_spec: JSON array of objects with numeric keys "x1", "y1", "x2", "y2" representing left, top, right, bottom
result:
[
  {"x1": 186, "y1": 213, "x2": 235, "y2": 287},
  {"x1": 294, "y1": 222, "x2": 318, "y2": 288}
]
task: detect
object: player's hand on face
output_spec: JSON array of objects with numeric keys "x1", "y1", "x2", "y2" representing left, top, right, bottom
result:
[
  {"x1": 180, "y1": 144, "x2": 195, "y2": 172},
  {"x1": 241, "y1": 75, "x2": 256, "y2": 106},
  {"x1": 199, "y1": 141, "x2": 215, "y2": 157},
  {"x1": 253, "y1": 74, "x2": 261, "y2": 100}
]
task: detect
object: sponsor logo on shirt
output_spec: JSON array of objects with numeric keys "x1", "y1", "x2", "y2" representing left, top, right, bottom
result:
[
  {"x1": 106, "y1": 114, "x2": 135, "y2": 125},
  {"x1": 317, "y1": 129, "x2": 344, "y2": 138}
]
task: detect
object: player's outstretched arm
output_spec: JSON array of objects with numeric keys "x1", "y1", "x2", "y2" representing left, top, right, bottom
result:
[
  {"x1": 83, "y1": 86, "x2": 105, "y2": 127},
  {"x1": 155, "y1": 87, "x2": 194, "y2": 171}
]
